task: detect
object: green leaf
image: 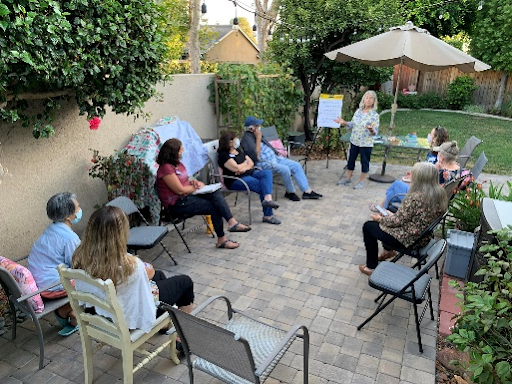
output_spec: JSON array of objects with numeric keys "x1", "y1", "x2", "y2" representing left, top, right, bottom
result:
[{"x1": 0, "y1": 4, "x2": 10, "y2": 16}]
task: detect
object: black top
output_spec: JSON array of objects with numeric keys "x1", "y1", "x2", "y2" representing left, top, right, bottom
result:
[{"x1": 218, "y1": 150, "x2": 254, "y2": 189}]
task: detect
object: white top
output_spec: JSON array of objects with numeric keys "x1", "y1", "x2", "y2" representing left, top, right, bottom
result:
[{"x1": 75, "y1": 258, "x2": 157, "y2": 333}]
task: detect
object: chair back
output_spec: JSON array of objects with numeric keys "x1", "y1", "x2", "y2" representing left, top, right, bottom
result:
[
  {"x1": 417, "y1": 239, "x2": 447, "y2": 276},
  {"x1": 470, "y1": 151, "x2": 488, "y2": 181},
  {"x1": 444, "y1": 177, "x2": 464, "y2": 201},
  {"x1": 261, "y1": 126, "x2": 279, "y2": 141},
  {"x1": 203, "y1": 140, "x2": 223, "y2": 184},
  {"x1": 107, "y1": 196, "x2": 139, "y2": 216},
  {"x1": 0, "y1": 266, "x2": 24, "y2": 305},
  {"x1": 457, "y1": 136, "x2": 482, "y2": 168},
  {"x1": 166, "y1": 305, "x2": 258, "y2": 383},
  {"x1": 57, "y1": 265, "x2": 133, "y2": 345}
]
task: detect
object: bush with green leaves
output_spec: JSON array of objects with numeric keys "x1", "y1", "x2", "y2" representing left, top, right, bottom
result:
[
  {"x1": 446, "y1": 75, "x2": 477, "y2": 110},
  {"x1": 376, "y1": 91, "x2": 446, "y2": 111},
  {"x1": 1, "y1": 0, "x2": 171, "y2": 138},
  {"x1": 209, "y1": 63, "x2": 303, "y2": 140},
  {"x1": 447, "y1": 225, "x2": 512, "y2": 384}
]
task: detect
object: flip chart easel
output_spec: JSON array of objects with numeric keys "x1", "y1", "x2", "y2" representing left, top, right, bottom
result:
[{"x1": 317, "y1": 94, "x2": 343, "y2": 168}]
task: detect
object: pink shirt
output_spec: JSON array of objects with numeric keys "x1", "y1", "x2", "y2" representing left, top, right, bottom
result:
[{"x1": 156, "y1": 163, "x2": 191, "y2": 207}]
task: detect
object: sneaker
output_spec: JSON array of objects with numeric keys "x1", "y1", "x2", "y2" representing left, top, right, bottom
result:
[
  {"x1": 353, "y1": 182, "x2": 365, "y2": 189},
  {"x1": 261, "y1": 200, "x2": 279, "y2": 209},
  {"x1": 58, "y1": 324, "x2": 79, "y2": 336},
  {"x1": 337, "y1": 178, "x2": 351, "y2": 186},
  {"x1": 302, "y1": 192, "x2": 320, "y2": 200},
  {"x1": 262, "y1": 216, "x2": 281, "y2": 225},
  {"x1": 309, "y1": 191, "x2": 322, "y2": 198},
  {"x1": 284, "y1": 192, "x2": 300, "y2": 201}
]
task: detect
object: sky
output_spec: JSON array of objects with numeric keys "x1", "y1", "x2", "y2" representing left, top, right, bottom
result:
[{"x1": 201, "y1": 0, "x2": 256, "y2": 25}]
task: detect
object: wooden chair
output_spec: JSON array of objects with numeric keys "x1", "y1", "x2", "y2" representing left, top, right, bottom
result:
[
  {"x1": 0, "y1": 262, "x2": 69, "y2": 369},
  {"x1": 358, "y1": 239, "x2": 447, "y2": 353},
  {"x1": 160, "y1": 295, "x2": 309, "y2": 384},
  {"x1": 58, "y1": 264, "x2": 179, "y2": 384}
]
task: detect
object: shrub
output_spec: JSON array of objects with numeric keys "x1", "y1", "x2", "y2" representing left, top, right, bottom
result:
[
  {"x1": 448, "y1": 225, "x2": 512, "y2": 384},
  {"x1": 376, "y1": 91, "x2": 446, "y2": 111},
  {"x1": 446, "y1": 76, "x2": 477, "y2": 110},
  {"x1": 501, "y1": 92, "x2": 512, "y2": 118},
  {"x1": 417, "y1": 92, "x2": 446, "y2": 109}
]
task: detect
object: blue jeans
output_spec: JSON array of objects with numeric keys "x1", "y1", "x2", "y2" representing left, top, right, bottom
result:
[
  {"x1": 384, "y1": 181, "x2": 410, "y2": 208},
  {"x1": 260, "y1": 157, "x2": 309, "y2": 193},
  {"x1": 230, "y1": 169, "x2": 274, "y2": 216}
]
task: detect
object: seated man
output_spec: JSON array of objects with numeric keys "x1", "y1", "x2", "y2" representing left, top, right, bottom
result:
[{"x1": 241, "y1": 116, "x2": 322, "y2": 201}]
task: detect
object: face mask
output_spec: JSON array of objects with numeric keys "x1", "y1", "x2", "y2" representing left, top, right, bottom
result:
[
  {"x1": 179, "y1": 150, "x2": 185, "y2": 159},
  {"x1": 427, "y1": 134, "x2": 433, "y2": 144},
  {"x1": 234, "y1": 138, "x2": 240, "y2": 149},
  {"x1": 71, "y1": 208, "x2": 82, "y2": 225}
]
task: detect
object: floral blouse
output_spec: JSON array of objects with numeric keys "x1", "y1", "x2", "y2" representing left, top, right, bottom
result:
[
  {"x1": 439, "y1": 167, "x2": 460, "y2": 185},
  {"x1": 379, "y1": 191, "x2": 445, "y2": 248},
  {"x1": 347, "y1": 108, "x2": 380, "y2": 147}
]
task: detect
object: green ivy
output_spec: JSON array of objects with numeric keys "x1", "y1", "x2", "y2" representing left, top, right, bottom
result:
[
  {"x1": 448, "y1": 226, "x2": 512, "y2": 384},
  {"x1": 1, "y1": 0, "x2": 170, "y2": 138},
  {"x1": 209, "y1": 63, "x2": 303, "y2": 140}
]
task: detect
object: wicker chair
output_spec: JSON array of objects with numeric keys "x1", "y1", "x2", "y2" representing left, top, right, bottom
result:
[{"x1": 160, "y1": 295, "x2": 309, "y2": 384}]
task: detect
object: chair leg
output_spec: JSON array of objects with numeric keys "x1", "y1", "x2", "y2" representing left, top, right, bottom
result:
[
  {"x1": 247, "y1": 193, "x2": 252, "y2": 225},
  {"x1": 31, "y1": 314, "x2": 45, "y2": 369},
  {"x1": 9, "y1": 301, "x2": 16, "y2": 341},
  {"x1": 412, "y1": 303, "x2": 424, "y2": 353},
  {"x1": 427, "y1": 288, "x2": 435, "y2": 321},
  {"x1": 122, "y1": 348, "x2": 134, "y2": 384},
  {"x1": 173, "y1": 223, "x2": 191, "y2": 253},
  {"x1": 82, "y1": 332, "x2": 94, "y2": 384},
  {"x1": 303, "y1": 327, "x2": 310, "y2": 384},
  {"x1": 201, "y1": 216, "x2": 215, "y2": 238},
  {"x1": 358, "y1": 296, "x2": 396, "y2": 331},
  {"x1": 159, "y1": 241, "x2": 177, "y2": 265}
]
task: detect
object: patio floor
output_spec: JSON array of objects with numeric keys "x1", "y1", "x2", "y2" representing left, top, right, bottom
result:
[{"x1": 1, "y1": 159, "x2": 509, "y2": 384}]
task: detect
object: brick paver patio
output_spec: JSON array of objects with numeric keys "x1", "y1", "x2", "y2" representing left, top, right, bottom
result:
[{"x1": 1, "y1": 159, "x2": 509, "y2": 384}]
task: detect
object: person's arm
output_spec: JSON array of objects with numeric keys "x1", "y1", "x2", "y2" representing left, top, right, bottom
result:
[
  {"x1": 334, "y1": 117, "x2": 354, "y2": 130},
  {"x1": 64, "y1": 237, "x2": 80, "y2": 267},
  {"x1": 245, "y1": 155, "x2": 254, "y2": 168},
  {"x1": 253, "y1": 127, "x2": 262, "y2": 159},
  {"x1": 143, "y1": 261, "x2": 155, "y2": 280},
  {"x1": 380, "y1": 194, "x2": 417, "y2": 228},
  {"x1": 223, "y1": 157, "x2": 251, "y2": 174},
  {"x1": 162, "y1": 173, "x2": 197, "y2": 195}
]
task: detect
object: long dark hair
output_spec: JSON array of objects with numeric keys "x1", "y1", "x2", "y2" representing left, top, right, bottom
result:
[
  {"x1": 218, "y1": 131, "x2": 236, "y2": 153},
  {"x1": 157, "y1": 138, "x2": 182, "y2": 166}
]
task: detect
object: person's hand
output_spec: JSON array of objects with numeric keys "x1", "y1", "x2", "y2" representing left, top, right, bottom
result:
[
  {"x1": 196, "y1": 181, "x2": 205, "y2": 189},
  {"x1": 366, "y1": 122, "x2": 376, "y2": 134},
  {"x1": 370, "y1": 214, "x2": 381, "y2": 222},
  {"x1": 253, "y1": 126, "x2": 262, "y2": 140},
  {"x1": 334, "y1": 117, "x2": 346, "y2": 125}
]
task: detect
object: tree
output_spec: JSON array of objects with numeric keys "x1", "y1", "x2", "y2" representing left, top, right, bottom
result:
[
  {"x1": 268, "y1": 0, "x2": 402, "y2": 138},
  {"x1": 189, "y1": 0, "x2": 201, "y2": 73},
  {"x1": 235, "y1": 17, "x2": 257, "y2": 44},
  {"x1": 0, "y1": 0, "x2": 172, "y2": 138},
  {"x1": 470, "y1": 0, "x2": 512, "y2": 111},
  {"x1": 254, "y1": 0, "x2": 279, "y2": 51},
  {"x1": 164, "y1": 0, "x2": 189, "y2": 60}
]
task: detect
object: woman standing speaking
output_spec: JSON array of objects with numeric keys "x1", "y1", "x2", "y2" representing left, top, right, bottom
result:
[{"x1": 335, "y1": 90, "x2": 379, "y2": 190}]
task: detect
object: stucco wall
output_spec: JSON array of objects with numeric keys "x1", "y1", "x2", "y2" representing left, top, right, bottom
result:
[{"x1": 0, "y1": 74, "x2": 216, "y2": 258}]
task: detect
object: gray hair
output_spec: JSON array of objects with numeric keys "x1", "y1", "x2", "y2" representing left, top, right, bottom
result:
[
  {"x1": 438, "y1": 141, "x2": 459, "y2": 163},
  {"x1": 47, "y1": 192, "x2": 77, "y2": 222},
  {"x1": 409, "y1": 162, "x2": 448, "y2": 211},
  {"x1": 359, "y1": 90, "x2": 378, "y2": 111}
]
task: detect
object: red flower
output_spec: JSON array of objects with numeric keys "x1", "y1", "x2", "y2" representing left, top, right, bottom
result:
[{"x1": 89, "y1": 117, "x2": 101, "y2": 130}]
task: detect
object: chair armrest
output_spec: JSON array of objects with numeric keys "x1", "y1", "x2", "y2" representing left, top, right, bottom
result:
[
  {"x1": 220, "y1": 175, "x2": 252, "y2": 193},
  {"x1": 13, "y1": 255, "x2": 29, "y2": 263},
  {"x1": 189, "y1": 295, "x2": 234, "y2": 319},
  {"x1": 17, "y1": 280, "x2": 62, "y2": 303}
]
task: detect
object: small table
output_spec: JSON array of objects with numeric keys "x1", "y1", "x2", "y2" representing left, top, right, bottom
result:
[{"x1": 339, "y1": 132, "x2": 430, "y2": 183}]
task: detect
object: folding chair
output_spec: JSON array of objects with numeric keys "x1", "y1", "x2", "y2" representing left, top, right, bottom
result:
[
  {"x1": 160, "y1": 295, "x2": 309, "y2": 384},
  {"x1": 358, "y1": 239, "x2": 447, "y2": 353},
  {"x1": 106, "y1": 196, "x2": 177, "y2": 265},
  {"x1": 470, "y1": 151, "x2": 487, "y2": 181},
  {"x1": 457, "y1": 136, "x2": 482, "y2": 168},
  {"x1": 204, "y1": 140, "x2": 255, "y2": 224},
  {"x1": 0, "y1": 263, "x2": 70, "y2": 369},
  {"x1": 58, "y1": 265, "x2": 179, "y2": 384}
]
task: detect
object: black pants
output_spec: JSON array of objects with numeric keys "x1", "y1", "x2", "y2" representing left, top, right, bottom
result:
[
  {"x1": 362, "y1": 221, "x2": 405, "y2": 269},
  {"x1": 153, "y1": 270, "x2": 194, "y2": 317},
  {"x1": 167, "y1": 190, "x2": 233, "y2": 238}
]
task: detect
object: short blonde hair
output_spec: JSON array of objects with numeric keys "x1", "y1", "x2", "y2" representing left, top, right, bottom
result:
[
  {"x1": 359, "y1": 90, "x2": 378, "y2": 111},
  {"x1": 72, "y1": 206, "x2": 134, "y2": 286}
]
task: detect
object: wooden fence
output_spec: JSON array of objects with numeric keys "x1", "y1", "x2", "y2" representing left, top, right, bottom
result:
[{"x1": 393, "y1": 65, "x2": 512, "y2": 109}]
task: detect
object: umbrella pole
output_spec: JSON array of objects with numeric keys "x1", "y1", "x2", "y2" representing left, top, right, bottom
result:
[{"x1": 389, "y1": 59, "x2": 403, "y2": 131}]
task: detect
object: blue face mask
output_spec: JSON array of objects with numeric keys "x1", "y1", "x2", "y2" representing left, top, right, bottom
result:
[
  {"x1": 179, "y1": 150, "x2": 185, "y2": 159},
  {"x1": 234, "y1": 138, "x2": 240, "y2": 149},
  {"x1": 71, "y1": 208, "x2": 82, "y2": 225}
]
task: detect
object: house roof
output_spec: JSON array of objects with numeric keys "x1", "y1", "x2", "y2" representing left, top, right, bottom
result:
[{"x1": 202, "y1": 25, "x2": 260, "y2": 54}]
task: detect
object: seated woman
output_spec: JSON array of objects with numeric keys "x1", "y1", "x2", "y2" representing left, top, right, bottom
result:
[
  {"x1": 28, "y1": 192, "x2": 82, "y2": 336},
  {"x1": 156, "y1": 138, "x2": 250, "y2": 250},
  {"x1": 370, "y1": 137, "x2": 458, "y2": 212},
  {"x1": 218, "y1": 131, "x2": 281, "y2": 225},
  {"x1": 360, "y1": 162, "x2": 448, "y2": 276},
  {"x1": 425, "y1": 125, "x2": 450, "y2": 165},
  {"x1": 72, "y1": 206, "x2": 194, "y2": 333}
]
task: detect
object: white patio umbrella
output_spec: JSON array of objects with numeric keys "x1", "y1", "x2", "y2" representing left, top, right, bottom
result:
[{"x1": 325, "y1": 21, "x2": 491, "y2": 128}]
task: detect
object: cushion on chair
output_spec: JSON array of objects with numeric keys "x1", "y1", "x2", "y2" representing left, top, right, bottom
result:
[
  {"x1": 268, "y1": 139, "x2": 288, "y2": 157},
  {"x1": 0, "y1": 256, "x2": 44, "y2": 313},
  {"x1": 193, "y1": 314, "x2": 294, "y2": 383},
  {"x1": 127, "y1": 226, "x2": 168, "y2": 248},
  {"x1": 369, "y1": 262, "x2": 432, "y2": 302}
]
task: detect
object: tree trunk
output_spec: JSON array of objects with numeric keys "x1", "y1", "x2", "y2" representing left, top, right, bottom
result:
[
  {"x1": 300, "y1": 74, "x2": 313, "y2": 141},
  {"x1": 255, "y1": 0, "x2": 279, "y2": 53},
  {"x1": 494, "y1": 71, "x2": 509, "y2": 112},
  {"x1": 188, "y1": 0, "x2": 201, "y2": 74}
]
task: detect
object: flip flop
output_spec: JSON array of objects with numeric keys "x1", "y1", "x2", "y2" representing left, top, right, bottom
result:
[
  {"x1": 58, "y1": 324, "x2": 79, "y2": 336},
  {"x1": 358, "y1": 264, "x2": 374, "y2": 276},
  {"x1": 369, "y1": 203, "x2": 379, "y2": 213},
  {"x1": 216, "y1": 239, "x2": 239, "y2": 249},
  {"x1": 228, "y1": 223, "x2": 252, "y2": 232}
]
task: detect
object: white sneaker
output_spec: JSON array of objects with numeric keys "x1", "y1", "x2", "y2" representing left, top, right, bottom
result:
[
  {"x1": 337, "y1": 178, "x2": 352, "y2": 186},
  {"x1": 353, "y1": 182, "x2": 365, "y2": 189}
]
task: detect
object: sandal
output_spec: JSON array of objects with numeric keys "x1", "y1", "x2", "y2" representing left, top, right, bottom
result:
[
  {"x1": 228, "y1": 222, "x2": 252, "y2": 232},
  {"x1": 378, "y1": 250, "x2": 398, "y2": 261},
  {"x1": 262, "y1": 216, "x2": 281, "y2": 225},
  {"x1": 358, "y1": 264, "x2": 374, "y2": 276},
  {"x1": 216, "y1": 239, "x2": 239, "y2": 249},
  {"x1": 369, "y1": 203, "x2": 379, "y2": 213}
]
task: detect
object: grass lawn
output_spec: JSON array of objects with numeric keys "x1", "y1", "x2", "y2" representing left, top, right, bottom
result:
[{"x1": 373, "y1": 110, "x2": 512, "y2": 175}]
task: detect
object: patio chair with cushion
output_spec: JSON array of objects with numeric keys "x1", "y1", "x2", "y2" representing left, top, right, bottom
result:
[
  {"x1": 106, "y1": 196, "x2": 177, "y2": 265},
  {"x1": 0, "y1": 255, "x2": 70, "y2": 369},
  {"x1": 358, "y1": 238, "x2": 447, "y2": 353},
  {"x1": 457, "y1": 136, "x2": 482, "y2": 168},
  {"x1": 58, "y1": 264, "x2": 179, "y2": 384},
  {"x1": 160, "y1": 295, "x2": 309, "y2": 384}
]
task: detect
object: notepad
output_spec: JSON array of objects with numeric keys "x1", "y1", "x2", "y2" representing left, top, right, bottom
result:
[{"x1": 192, "y1": 183, "x2": 222, "y2": 195}]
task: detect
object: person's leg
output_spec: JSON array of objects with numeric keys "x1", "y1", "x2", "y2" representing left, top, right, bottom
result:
[
  {"x1": 340, "y1": 144, "x2": 359, "y2": 184},
  {"x1": 277, "y1": 158, "x2": 311, "y2": 192},
  {"x1": 231, "y1": 173, "x2": 274, "y2": 217},
  {"x1": 155, "y1": 274, "x2": 194, "y2": 317},
  {"x1": 272, "y1": 161, "x2": 295, "y2": 193},
  {"x1": 362, "y1": 221, "x2": 404, "y2": 269},
  {"x1": 384, "y1": 180, "x2": 410, "y2": 208},
  {"x1": 358, "y1": 147, "x2": 372, "y2": 182},
  {"x1": 199, "y1": 190, "x2": 248, "y2": 230}
]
